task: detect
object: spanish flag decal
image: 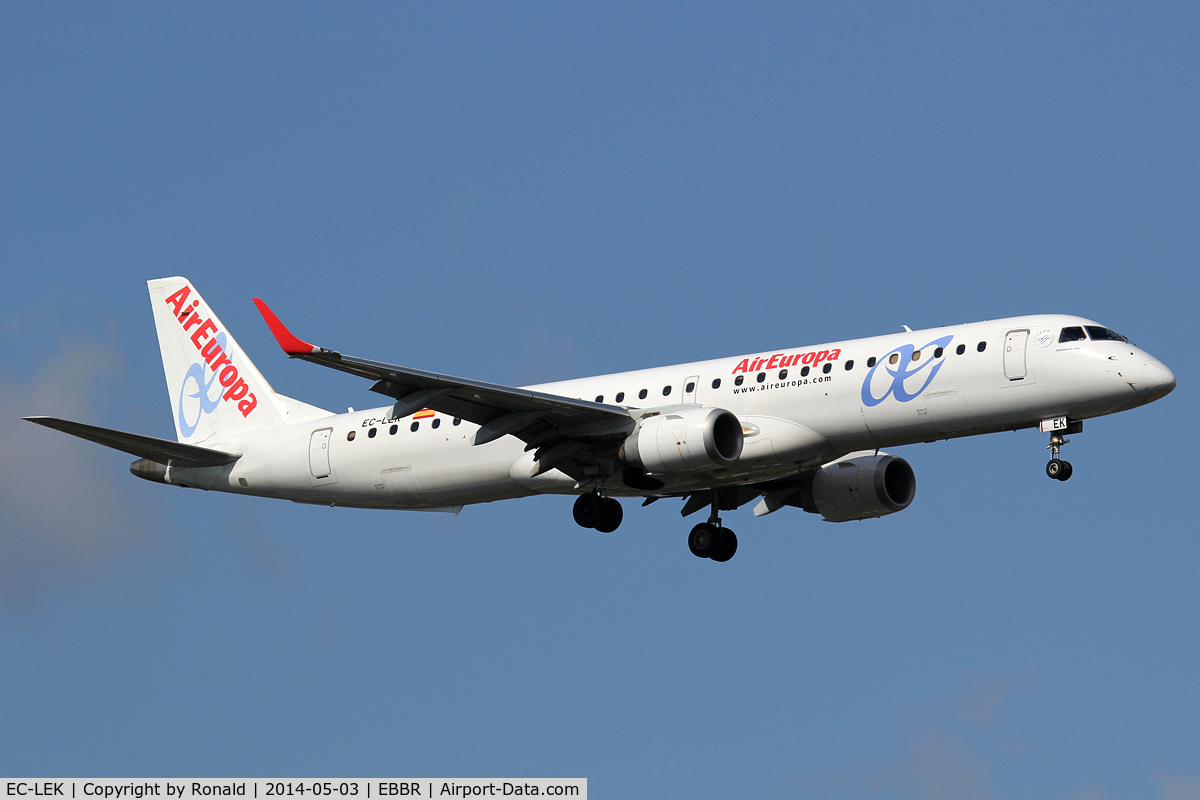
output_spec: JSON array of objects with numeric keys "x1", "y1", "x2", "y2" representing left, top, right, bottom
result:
[{"x1": 413, "y1": 408, "x2": 435, "y2": 419}]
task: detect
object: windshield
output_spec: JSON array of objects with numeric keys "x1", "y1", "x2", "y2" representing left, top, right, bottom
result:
[
  {"x1": 1085, "y1": 326, "x2": 1128, "y2": 343},
  {"x1": 1059, "y1": 326, "x2": 1086, "y2": 343}
]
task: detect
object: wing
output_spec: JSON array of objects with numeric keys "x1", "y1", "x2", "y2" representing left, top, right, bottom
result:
[
  {"x1": 253, "y1": 299, "x2": 636, "y2": 480},
  {"x1": 24, "y1": 416, "x2": 241, "y2": 467}
]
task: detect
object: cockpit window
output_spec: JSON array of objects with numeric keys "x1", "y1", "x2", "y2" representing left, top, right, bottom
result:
[
  {"x1": 1059, "y1": 326, "x2": 1086, "y2": 343},
  {"x1": 1085, "y1": 326, "x2": 1128, "y2": 343}
]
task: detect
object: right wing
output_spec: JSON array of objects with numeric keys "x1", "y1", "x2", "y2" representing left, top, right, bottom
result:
[{"x1": 24, "y1": 416, "x2": 241, "y2": 468}]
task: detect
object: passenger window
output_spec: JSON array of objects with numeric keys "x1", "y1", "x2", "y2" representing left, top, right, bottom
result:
[
  {"x1": 867, "y1": 356, "x2": 876, "y2": 367},
  {"x1": 845, "y1": 360, "x2": 854, "y2": 370},
  {"x1": 638, "y1": 389, "x2": 648, "y2": 400},
  {"x1": 711, "y1": 379, "x2": 721, "y2": 389},
  {"x1": 347, "y1": 430, "x2": 356, "y2": 441},
  {"x1": 977, "y1": 341, "x2": 987, "y2": 352},
  {"x1": 734, "y1": 375, "x2": 744, "y2": 386},
  {"x1": 389, "y1": 424, "x2": 398, "y2": 435},
  {"x1": 779, "y1": 369, "x2": 788, "y2": 380},
  {"x1": 453, "y1": 418, "x2": 461, "y2": 426},
  {"x1": 662, "y1": 385, "x2": 672, "y2": 396},
  {"x1": 432, "y1": 418, "x2": 441, "y2": 429},
  {"x1": 756, "y1": 372, "x2": 765, "y2": 383},
  {"x1": 934, "y1": 347, "x2": 943, "y2": 358},
  {"x1": 956, "y1": 344, "x2": 966, "y2": 355},
  {"x1": 912, "y1": 350, "x2": 921, "y2": 361},
  {"x1": 685, "y1": 382, "x2": 695, "y2": 393},
  {"x1": 822, "y1": 363, "x2": 832, "y2": 374},
  {"x1": 615, "y1": 392, "x2": 625, "y2": 403},
  {"x1": 410, "y1": 422, "x2": 419, "y2": 432},
  {"x1": 801, "y1": 366, "x2": 810, "y2": 377},
  {"x1": 595, "y1": 395, "x2": 603, "y2": 403},
  {"x1": 368, "y1": 428, "x2": 377, "y2": 438},
  {"x1": 1059, "y1": 326, "x2": 1086, "y2": 342},
  {"x1": 889, "y1": 353, "x2": 899, "y2": 365},
  {"x1": 1086, "y1": 326, "x2": 1128, "y2": 342}
]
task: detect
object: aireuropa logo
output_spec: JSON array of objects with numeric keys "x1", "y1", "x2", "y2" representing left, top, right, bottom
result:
[
  {"x1": 164, "y1": 285, "x2": 259, "y2": 438},
  {"x1": 861, "y1": 334, "x2": 954, "y2": 407},
  {"x1": 178, "y1": 331, "x2": 227, "y2": 438}
]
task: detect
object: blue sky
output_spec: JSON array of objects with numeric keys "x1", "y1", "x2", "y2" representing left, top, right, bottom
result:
[{"x1": 2, "y1": 3, "x2": 1197, "y2": 797}]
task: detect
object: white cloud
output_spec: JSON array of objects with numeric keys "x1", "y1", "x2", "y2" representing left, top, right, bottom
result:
[
  {"x1": 0, "y1": 339, "x2": 159, "y2": 610},
  {"x1": 1158, "y1": 772, "x2": 1200, "y2": 800}
]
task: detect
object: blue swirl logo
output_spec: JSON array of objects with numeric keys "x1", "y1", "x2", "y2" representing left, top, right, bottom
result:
[
  {"x1": 861, "y1": 334, "x2": 954, "y2": 407},
  {"x1": 177, "y1": 331, "x2": 227, "y2": 437}
]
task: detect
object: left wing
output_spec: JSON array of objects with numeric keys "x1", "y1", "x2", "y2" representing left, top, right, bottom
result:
[{"x1": 253, "y1": 299, "x2": 636, "y2": 479}]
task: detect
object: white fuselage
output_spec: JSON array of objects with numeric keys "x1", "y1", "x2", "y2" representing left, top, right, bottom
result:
[{"x1": 163, "y1": 315, "x2": 1175, "y2": 512}]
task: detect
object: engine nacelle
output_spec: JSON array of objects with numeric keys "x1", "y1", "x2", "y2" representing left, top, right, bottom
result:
[
  {"x1": 620, "y1": 407, "x2": 744, "y2": 475},
  {"x1": 805, "y1": 453, "x2": 916, "y2": 522}
]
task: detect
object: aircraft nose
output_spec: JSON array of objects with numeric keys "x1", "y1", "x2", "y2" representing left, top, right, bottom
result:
[{"x1": 1144, "y1": 360, "x2": 1177, "y2": 401}]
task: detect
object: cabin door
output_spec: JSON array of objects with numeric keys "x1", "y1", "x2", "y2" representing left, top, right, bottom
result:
[
  {"x1": 308, "y1": 429, "x2": 332, "y2": 478},
  {"x1": 1004, "y1": 330, "x2": 1029, "y2": 380}
]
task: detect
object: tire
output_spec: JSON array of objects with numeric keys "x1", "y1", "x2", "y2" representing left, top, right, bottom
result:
[
  {"x1": 709, "y1": 528, "x2": 738, "y2": 562},
  {"x1": 688, "y1": 523, "x2": 718, "y2": 558},
  {"x1": 1057, "y1": 461, "x2": 1073, "y2": 481},
  {"x1": 594, "y1": 498, "x2": 624, "y2": 533},
  {"x1": 1046, "y1": 460, "x2": 1063, "y2": 480},
  {"x1": 573, "y1": 493, "x2": 602, "y2": 528}
]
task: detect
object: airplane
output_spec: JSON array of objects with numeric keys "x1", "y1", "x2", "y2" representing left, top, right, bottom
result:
[{"x1": 26, "y1": 277, "x2": 1176, "y2": 563}]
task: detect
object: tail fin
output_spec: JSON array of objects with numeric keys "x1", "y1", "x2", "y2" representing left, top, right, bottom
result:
[{"x1": 148, "y1": 277, "x2": 287, "y2": 444}]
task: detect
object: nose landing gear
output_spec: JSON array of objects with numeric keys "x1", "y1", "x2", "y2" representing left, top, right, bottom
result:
[{"x1": 1045, "y1": 430, "x2": 1073, "y2": 481}]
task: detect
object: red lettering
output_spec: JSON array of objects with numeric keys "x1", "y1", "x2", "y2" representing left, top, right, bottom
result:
[
  {"x1": 780, "y1": 354, "x2": 796, "y2": 368},
  {"x1": 165, "y1": 286, "x2": 191, "y2": 314},
  {"x1": 219, "y1": 365, "x2": 239, "y2": 387},
  {"x1": 238, "y1": 394, "x2": 258, "y2": 416},
  {"x1": 210, "y1": 352, "x2": 231, "y2": 372},
  {"x1": 183, "y1": 313, "x2": 202, "y2": 331},
  {"x1": 813, "y1": 350, "x2": 830, "y2": 367},
  {"x1": 801, "y1": 352, "x2": 815, "y2": 365},
  {"x1": 766, "y1": 354, "x2": 781, "y2": 370},
  {"x1": 200, "y1": 338, "x2": 223, "y2": 363},
  {"x1": 732, "y1": 359, "x2": 749, "y2": 374},
  {"x1": 829, "y1": 348, "x2": 841, "y2": 360},
  {"x1": 223, "y1": 378, "x2": 249, "y2": 402},
  {"x1": 190, "y1": 319, "x2": 216, "y2": 348}
]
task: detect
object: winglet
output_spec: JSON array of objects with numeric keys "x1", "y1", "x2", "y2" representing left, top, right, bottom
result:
[{"x1": 253, "y1": 298, "x2": 319, "y2": 356}]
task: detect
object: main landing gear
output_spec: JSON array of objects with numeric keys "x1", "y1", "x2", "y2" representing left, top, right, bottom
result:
[
  {"x1": 573, "y1": 492, "x2": 623, "y2": 533},
  {"x1": 1046, "y1": 430, "x2": 1074, "y2": 482},
  {"x1": 687, "y1": 495, "x2": 738, "y2": 562}
]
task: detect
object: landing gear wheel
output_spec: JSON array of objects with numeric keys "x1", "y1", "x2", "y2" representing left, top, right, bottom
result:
[
  {"x1": 709, "y1": 528, "x2": 738, "y2": 562},
  {"x1": 573, "y1": 493, "x2": 602, "y2": 528},
  {"x1": 1046, "y1": 460, "x2": 1064, "y2": 480},
  {"x1": 1056, "y1": 460, "x2": 1073, "y2": 481},
  {"x1": 594, "y1": 498, "x2": 624, "y2": 533},
  {"x1": 688, "y1": 523, "x2": 718, "y2": 558}
]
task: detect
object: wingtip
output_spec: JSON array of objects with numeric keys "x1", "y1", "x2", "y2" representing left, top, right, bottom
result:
[{"x1": 253, "y1": 298, "x2": 317, "y2": 356}]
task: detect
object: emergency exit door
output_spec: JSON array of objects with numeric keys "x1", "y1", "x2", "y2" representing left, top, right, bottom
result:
[{"x1": 1004, "y1": 330, "x2": 1029, "y2": 380}]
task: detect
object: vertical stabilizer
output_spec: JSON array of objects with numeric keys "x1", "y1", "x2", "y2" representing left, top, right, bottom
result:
[{"x1": 148, "y1": 277, "x2": 287, "y2": 444}]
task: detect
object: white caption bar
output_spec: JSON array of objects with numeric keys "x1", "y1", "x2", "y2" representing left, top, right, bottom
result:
[{"x1": 1, "y1": 782, "x2": 585, "y2": 800}]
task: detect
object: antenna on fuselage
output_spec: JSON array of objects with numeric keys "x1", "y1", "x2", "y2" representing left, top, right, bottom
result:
[{"x1": 902, "y1": 325, "x2": 912, "y2": 332}]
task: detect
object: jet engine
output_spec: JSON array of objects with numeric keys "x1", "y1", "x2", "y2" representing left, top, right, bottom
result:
[
  {"x1": 620, "y1": 407, "x2": 743, "y2": 475},
  {"x1": 789, "y1": 452, "x2": 916, "y2": 522}
]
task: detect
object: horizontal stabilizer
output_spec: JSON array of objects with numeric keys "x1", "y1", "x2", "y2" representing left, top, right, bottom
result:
[{"x1": 23, "y1": 416, "x2": 241, "y2": 468}]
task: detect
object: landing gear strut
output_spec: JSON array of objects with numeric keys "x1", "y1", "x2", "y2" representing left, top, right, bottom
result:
[
  {"x1": 1045, "y1": 431, "x2": 1074, "y2": 482},
  {"x1": 688, "y1": 495, "x2": 738, "y2": 562},
  {"x1": 573, "y1": 492, "x2": 623, "y2": 533}
]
